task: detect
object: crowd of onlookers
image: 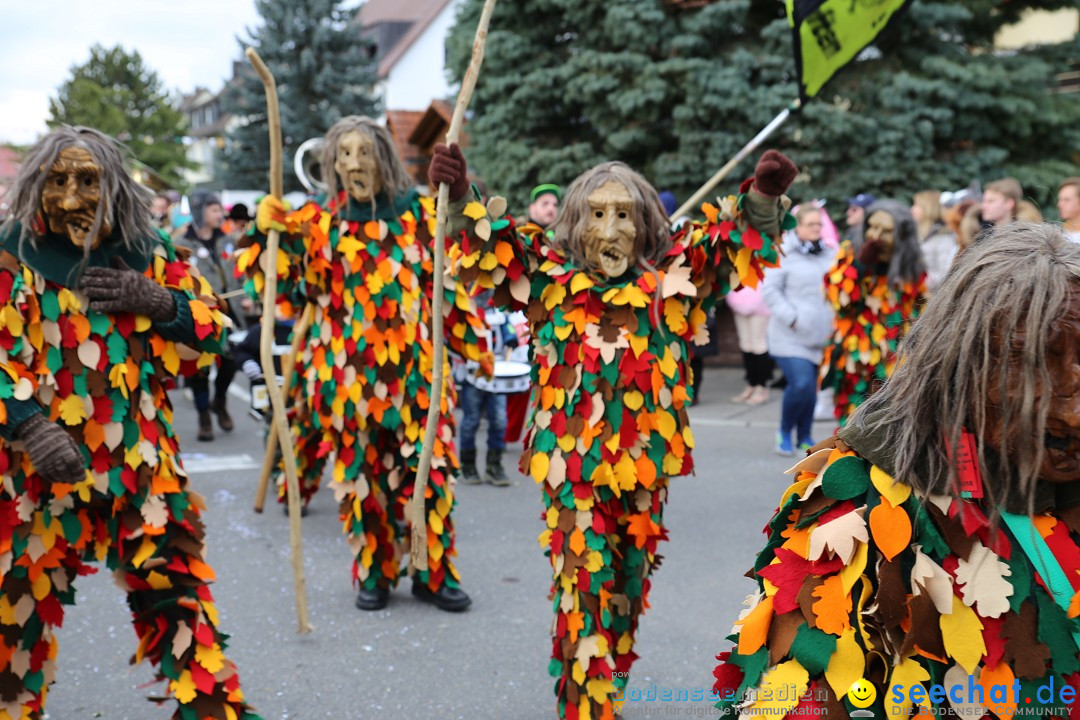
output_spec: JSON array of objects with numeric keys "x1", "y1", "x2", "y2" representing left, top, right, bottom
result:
[{"x1": 725, "y1": 175, "x2": 1080, "y2": 456}]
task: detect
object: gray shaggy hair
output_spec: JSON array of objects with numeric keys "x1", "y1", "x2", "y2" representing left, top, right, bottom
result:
[
  {"x1": 860, "y1": 199, "x2": 926, "y2": 289},
  {"x1": 844, "y1": 222, "x2": 1080, "y2": 516},
  {"x1": 549, "y1": 162, "x2": 672, "y2": 276},
  {"x1": 1, "y1": 126, "x2": 154, "y2": 272},
  {"x1": 321, "y1": 116, "x2": 414, "y2": 211}
]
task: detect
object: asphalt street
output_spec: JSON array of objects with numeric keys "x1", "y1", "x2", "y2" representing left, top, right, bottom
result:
[{"x1": 44, "y1": 368, "x2": 833, "y2": 720}]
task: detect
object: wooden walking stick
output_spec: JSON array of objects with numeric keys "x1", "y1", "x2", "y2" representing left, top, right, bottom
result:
[
  {"x1": 253, "y1": 302, "x2": 313, "y2": 512},
  {"x1": 246, "y1": 47, "x2": 313, "y2": 634},
  {"x1": 409, "y1": 0, "x2": 499, "y2": 571}
]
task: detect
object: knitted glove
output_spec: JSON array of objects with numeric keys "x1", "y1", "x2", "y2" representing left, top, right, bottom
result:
[
  {"x1": 428, "y1": 143, "x2": 471, "y2": 203},
  {"x1": 255, "y1": 195, "x2": 288, "y2": 234},
  {"x1": 17, "y1": 414, "x2": 84, "y2": 486},
  {"x1": 81, "y1": 257, "x2": 176, "y2": 321},
  {"x1": 752, "y1": 150, "x2": 798, "y2": 198}
]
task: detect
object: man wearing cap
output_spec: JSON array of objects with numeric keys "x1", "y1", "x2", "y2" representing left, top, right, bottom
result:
[
  {"x1": 526, "y1": 183, "x2": 560, "y2": 229},
  {"x1": 843, "y1": 192, "x2": 876, "y2": 245},
  {"x1": 174, "y1": 189, "x2": 239, "y2": 440}
]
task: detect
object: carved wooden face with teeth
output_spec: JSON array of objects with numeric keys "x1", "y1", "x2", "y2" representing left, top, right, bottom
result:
[
  {"x1": 41, "y1": 146, "x2": 109, "y2": 249},
  {"x1": 986, "y1": 287, "x2": 1080, "y2": 483},
  {"x1": 582, "y1": 180, "x2": 637, "y2": 278},
  {"x1": 333, "y1": 130, "x2": 381, "y2": 203}
]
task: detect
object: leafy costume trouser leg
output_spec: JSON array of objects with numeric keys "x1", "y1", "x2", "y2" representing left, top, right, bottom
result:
[
  {"x1": 543, "y1": 478, "x2": 669, "y2": 720},
  {"x1": 343, "y1": 422, "x2": 461, "y2": 594},
  {"x1": 276, "y1": 408, "x2": 331, "y2": 505},
  {"x1": 0, "y1": 497, "x2": 260, "y2": 720}
]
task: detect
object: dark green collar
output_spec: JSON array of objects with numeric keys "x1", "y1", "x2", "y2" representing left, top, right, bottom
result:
[
  {"x1": 317, "y1": 189, "x2": 419, "y2": 222},
  {"x1": 0, "y1": 221, "x2": 152, "y2": 287}
]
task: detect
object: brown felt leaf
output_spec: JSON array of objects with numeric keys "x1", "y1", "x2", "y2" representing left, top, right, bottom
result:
[
  {"x1": 901, "y1": 592, "x2": 946, "y2": 659},
  {"x1": 768, "y1": 611, "x2": 805, "y2": 666},
  {"x1": 1001, "y1": 601, "x2": 1051, "y2": 680},
  {"x1": 798, "y1": 576, "x2": 826, "y2": 628},
  {"x1": 928, "y1": 502, "x2": 974, "y2": 559},
  {"x1": 874, "y1": 557, "x2": 906, "y2": 631}
]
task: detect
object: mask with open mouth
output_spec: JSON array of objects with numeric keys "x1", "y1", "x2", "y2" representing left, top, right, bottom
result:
[
  {"x1": 40, "y1": 146, "x2": 110, "y2": 249},
  {"x1": 582, "y1": 180, "x2": 638, "y2": 279},
  {"x1": 333, "y1": 130, "x2": 382, "y2": 203}
]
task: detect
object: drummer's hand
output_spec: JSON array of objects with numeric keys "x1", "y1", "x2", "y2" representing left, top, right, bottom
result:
[{"x1": 477, "y1": 351, "x2": 495, "y2": 380}]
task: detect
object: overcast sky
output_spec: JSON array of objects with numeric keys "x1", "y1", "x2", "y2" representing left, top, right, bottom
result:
[{"x1": 0, "y1": 0, "x2": 262, "y2": 145}]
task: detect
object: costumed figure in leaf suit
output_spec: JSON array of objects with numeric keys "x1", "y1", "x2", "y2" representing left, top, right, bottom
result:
[
  {"x1": 0, "y1": 126, "x2": 260, "y2": 720},
  {"x1": 713, "y1": 224, "x2": 1080, "y2": 720},
  {"x1": 820, "y1": 200, "x2": 927, "y2": 426},
  {"x1": 237, "y1": 116, "x2": 491, "y2": 612},
  {"x1": 429, "y1": 143, "x2": 797, "y2": 720}
]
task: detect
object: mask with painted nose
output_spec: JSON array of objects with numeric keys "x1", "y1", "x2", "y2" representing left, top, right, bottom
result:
[
  {"x1": 582, "y1": 180, "x2": 637, "y2": 278},
  {"x1": 40, "y1": 146, "x2": 110, "y2": 249}
]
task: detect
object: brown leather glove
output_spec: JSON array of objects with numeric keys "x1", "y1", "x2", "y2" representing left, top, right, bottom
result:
[
  {"x1": 753, "y1": 150, "x2": 798, "y2": 198},
  {"x1": 17, "y1": 413, "x2": 84, "y2": 486},
  {"x1": 858, "y1": 240, "x2": 884, "y2": 268},
  {"x1": 428, "y1": 143, "x2": 471, "y2": 203},
  {"x1": 81, "y1": 257, "x2": 176, "y2": 321}
]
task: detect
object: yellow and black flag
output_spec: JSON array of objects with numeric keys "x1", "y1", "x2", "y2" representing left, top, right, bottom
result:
[{"x1": 787, "y1": 0, "x2": 912, "y2": 100}]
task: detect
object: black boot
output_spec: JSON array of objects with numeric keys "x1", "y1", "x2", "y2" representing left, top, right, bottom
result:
[
  {"x1": 485, "y1": 448, "x2": 510, "y2": 486},
  {"x1": 412, "y1": 578, "x2": 471, "y2": 612},
  {"x1": 460, "y1": 448, "x2": 481, "y2": 485},
  {"x1": 355, "y1": 586, "x2": 390, "y2": 611},
  {"x1": 211, "y1": 395, "x2": 234, "y2": 432},
  {"x1": 198, "y1": 411, "x2": 214, "y2": 441}
]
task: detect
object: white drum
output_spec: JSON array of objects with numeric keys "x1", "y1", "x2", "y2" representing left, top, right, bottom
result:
[{"x1": 467, "y1": 360, "x2": 531, "y2": 394}]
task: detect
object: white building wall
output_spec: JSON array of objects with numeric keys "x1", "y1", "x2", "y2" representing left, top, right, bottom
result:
[{"x1": 382, "y1": 0, "x2": 461, "y2": 111}]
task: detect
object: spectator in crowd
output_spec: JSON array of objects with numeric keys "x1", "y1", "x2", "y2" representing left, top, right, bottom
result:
[
  {"x1": 174, "y1": 189, "x2": 239, "y2": 441},
  {"x1": 980, "y1": 177, "x2": 1021, "y2": 230},
  {"x1": 762, "y1": 205, "x2": 834, "y2": 455},
  {"x1": 1060, "y1": 177, "x2": 1080, "y2": 241},
  {"x1": 1016, "y1": 199, "x2": 1044, "y2": 223},
  {"x1": 526, "y1": 183, "x2": 560, "y2": 229},
  {"x1": 843, "y1": 192, "x2": 876, "y2": 244},
  {"x1": 911, "y1": 190, "x2": 957, "y2": 291},
  {"x1": 151, "y1": 192, "x2": 172, "y2": 231},
  {"x1": 726, "y1": 284, "x2": 772, "y2": 406}
]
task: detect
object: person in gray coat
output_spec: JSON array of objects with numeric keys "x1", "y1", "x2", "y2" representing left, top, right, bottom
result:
[{"x1": 762, "y1": 205, "x2": 835, "y2": 455}]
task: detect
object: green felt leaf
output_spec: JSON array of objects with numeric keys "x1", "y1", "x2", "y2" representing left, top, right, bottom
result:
[
  {"x1": 1035, "y1": 587, "x2": 1080, "y2": 675},
  {"x1": 912, "y1": 502, "x2": 951, "y2": 560},
  {"x1": 790, "y1": 623, "x2": 838, "y2": 676},
  {"x1": 1006, "y1": 550, "x2": 1032, "y2": 613},
  {"x1": 731, "y1": 648, "x2": 769, "y2": 698},
  {"x1": 820, "y1": 455, "x2": 871, "y2": 501}
]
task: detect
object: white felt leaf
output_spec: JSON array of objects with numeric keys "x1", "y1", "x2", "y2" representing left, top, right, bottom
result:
[
  {"x1": 661, "y1": 254, "x2": 696, "y2": 298},
  {"x1": 954, "y1": 541, "x2": 1013, "y2": 618},
  {"x1": 911, "y1": 546, "x2": 955, "y2": 615},
  {"x1": 807, "y1": 506, "x2": 868, "y2": 564}
]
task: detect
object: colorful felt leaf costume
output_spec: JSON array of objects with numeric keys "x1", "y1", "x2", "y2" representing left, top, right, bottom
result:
[
  {"x1": 713, "y1": 440, "x2": 1080, "y2": 720},
  {"x1": 236, "y1": 190, "x2": 488, "y2": 594},
  {"x1": 447, "y1": 191, "x2": 792, "y2": 720},
  {"x1": 0, "y1": 228, "x2": 261, "y2": 720},
  {"x1": 820, "y1": 242, "x2": 926, "y2": 426}
]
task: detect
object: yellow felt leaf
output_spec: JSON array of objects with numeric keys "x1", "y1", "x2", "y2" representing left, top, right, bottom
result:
[
  {"x1": 870, "y1": 465, "x2": 911, "y2": 507},
  {"x1": 542, "y1": 282, "x2": 567, "y2": 311},
  {"x1": 623, "y1": 391, "x2": 644, "y2": 412},
  {"x1": 749, "y1": 659, "x2": 809, "y2": 717},
  {"x1": 170, "y1": 670, "x2": 198, "y2": 704},
  {"x1": 195, "y1": 642, "x2": 226, "y2": 673},
  {"x1": 736, "y1": 595, "x2": 774, "y2": 655},
  {"x1": 869, "y1": 501, "x2": 911, "y2": 562},
  {"x1": 463, "y1": 201, "x2": 487, "y2": 220},
  {"x1": 57, "y1": 394, "x2": 86, "y2": 426},
  {"x1": 530, "y1": 453, "x2": 549, "y2": 484},
  {"x1": 146, "y1": 571, "x2": 173, "y2": 590},
  {"x1": 940, "y1": 594, "x2": 986, "y2": 675},
  {"x1": 825, "y1": 627, "x2": 864, "y2": 699},
  {"x1": 839, "y1": 540, "x2": 869, "y2": 595},
  {"x1": 570, "y1": 273, "x2": 594, "y2": 294},
  {"x1": 886, "y1": 658, "x2": 932, "y2": 718},
  {"x1": 132, "y1": 537, "x2": 157, "y2": 569}
]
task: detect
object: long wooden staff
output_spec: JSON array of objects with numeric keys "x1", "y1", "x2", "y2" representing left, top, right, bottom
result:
[
  {"x1": 409, "y1": 0, "x2": 499, "y2": 571},
  {"x1": 671, "y1": 99, "x2": 801, "y2": 220},
  {"x1": 246, "y1": 47, "x2": 313, "y2": 634},
  {"x1": 254, "y1": 302, "x2": 313, "y2": 512}
]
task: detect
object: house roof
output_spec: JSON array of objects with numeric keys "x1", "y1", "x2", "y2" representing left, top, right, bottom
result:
[
  {"x1": 408, "y1": 100, "x2": 454, "y2": 148},
  {"x1": 386, "y1": 110, "x2": 425, "y2": 166},
  {"x1": 368, "y1": 0, "x2": 454, "y2": 78}
]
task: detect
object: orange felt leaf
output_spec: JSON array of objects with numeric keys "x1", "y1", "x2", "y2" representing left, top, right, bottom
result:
[
  {"x1": 189, "y1": 299, "x2": 214, "y2": 327},
  {"x1": 979, "y1": 662, "x2": 1017, "y2": 719},
  {"x1": 83, "y1": 419, "x2": 105, "y2": 452},
  {"x1": 569, "y1": 528, "x2": 586, "y2": 557},
  {"x1": 634, "y1": 455, "x2": 656, "y2": 489},
  {"x1": 187, "y1": 558, "x2": 216, "y2": 581},
  {"x1": 737, "y1": 595, "x2": 774, "y2": 656},
  {"x1": 811, "y1": 575, "x2": 852, "y2": 636},
  {"x1": 869, "y1": 501, "x2": 911, "y2": 562},
  {"x1": 567, "y1": 611, "x2": 585, "y2": 643},
  {"x1": 626, "y1": 513, "x2": 660, "y2": 549},
  {"x1": 494, "y1": 240, "x2": 515, "y2": 267}
]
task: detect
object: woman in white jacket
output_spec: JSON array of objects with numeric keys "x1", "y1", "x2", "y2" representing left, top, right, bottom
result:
[{"x1": 762, "y1": 205, "x2": 835, "y2": 455}]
